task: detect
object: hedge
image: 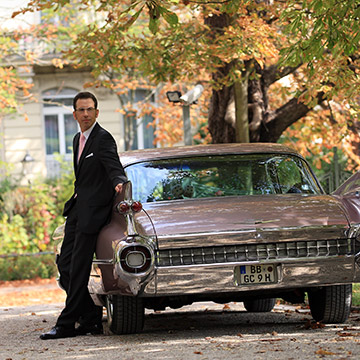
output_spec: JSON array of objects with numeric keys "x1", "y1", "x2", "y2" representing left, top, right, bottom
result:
[{"x1": 0, "y1": 253, "x2": 57, "y2": 281}]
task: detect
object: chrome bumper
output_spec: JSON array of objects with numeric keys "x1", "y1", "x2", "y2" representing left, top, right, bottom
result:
[
  {"x1": 141, "y1": 256, "x2": 355, "y2": 296},
  {"x1": 89, "y1": 229, "x2": 360, "y2": 298}
]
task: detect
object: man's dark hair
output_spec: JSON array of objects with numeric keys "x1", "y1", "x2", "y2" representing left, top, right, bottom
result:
[{"x1": 73, "y1": 91, "x2": 98, "y2": 110}]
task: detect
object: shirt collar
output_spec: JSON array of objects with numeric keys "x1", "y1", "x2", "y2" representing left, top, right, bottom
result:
[{"x1": 82, "y1": 121, "x2": 97, "y2": 140}]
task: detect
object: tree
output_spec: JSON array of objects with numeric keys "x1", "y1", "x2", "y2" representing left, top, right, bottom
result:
[
  {"x1": 0, "y1": 28, "x2": 37, "y2": 175},
  {"x1": 12, "y1": 0, "x2": 360, "y2": 169},
  {"x1": 0, "y1": 32, "x2": 35, "y2": 119}
]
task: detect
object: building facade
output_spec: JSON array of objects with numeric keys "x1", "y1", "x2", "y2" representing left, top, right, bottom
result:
[
  {"x1": 0, "y1": 2, "x2": 156, "y2": 183},
  {"x1": 1, "y1": 66, "x2": 158, "y2": 183}
]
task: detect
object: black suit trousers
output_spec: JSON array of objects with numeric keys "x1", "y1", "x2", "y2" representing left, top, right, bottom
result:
[{"x1": 56, "y1": 202, "x2": 102, "y2": 328}]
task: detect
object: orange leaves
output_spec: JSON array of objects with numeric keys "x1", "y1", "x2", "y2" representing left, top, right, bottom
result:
[
  {"x1": 274, "y1": 62, "x2": 360, "y2": 172},
  {"x1": 87, "y1": 76, "x2": 210, "y2": 148},
  {"x1": 51, "y1": 58, "x2": 67, "y2": 69},
  {"x1": 0, "y1": 66, "x2": 34, "y2": 119},
  {"x1": 315, "y1": 348, "x2": 336, "y2": 356},
  {"x1": 232, "y1": 13, "x2": 280, "y2": 66},
  {"x1": 303, "y1": 319, "x2": 325, "y2": 330},
  {"x1": 149, "y1": 83, "x2": 211, "y2": 147}
]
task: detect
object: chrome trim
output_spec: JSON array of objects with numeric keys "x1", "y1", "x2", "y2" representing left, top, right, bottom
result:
[
  {"x1": 156, "y1": 225, "x2": 349, "y2": 249},
  {"x1": 52, "y1": 224, "x2": 65, "y2": 241},
  {"x1": 113, "y1": 235, "x2": 156, "y2": 295},
  {"x1": 93, "y1": 259, "x2": 113, "y2": 265},
  {"x1": 156, "y1": 254, "x2": 352, "y2": 270},
  {"x1": 156, "y1": 238, "x2": 353, "y2": 268},
  {"x1": 146, "y1": 257, "x2": 354, "y2": 296}
]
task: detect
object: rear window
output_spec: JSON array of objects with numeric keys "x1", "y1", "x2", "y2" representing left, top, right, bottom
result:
[{"x1": 125, "y1": 154, "x2": 321, "y2": 203}]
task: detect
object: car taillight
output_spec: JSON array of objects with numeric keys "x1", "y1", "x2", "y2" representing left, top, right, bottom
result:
[
  {"x1": 131, "y1": 201, "x2": 142, "y2": 212},
  {"x1": 116, "y1": 200, "x2": 143, "y2": 214},
  {"x1": 116, "y1": 201, "x2": 130, "y2": 214},
  {"x1": 119, "y1": 245, "x2": 152, "y2": 274}
]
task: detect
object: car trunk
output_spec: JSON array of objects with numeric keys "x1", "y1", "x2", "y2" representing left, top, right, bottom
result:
[{"x1": 134, "y1": 194, "x2": 350, "y2": 248}]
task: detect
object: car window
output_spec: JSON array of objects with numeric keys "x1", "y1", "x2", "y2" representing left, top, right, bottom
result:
[
  {"x1": 125, "y1": 154, "x2": 321, "y2": 203},
  {"x1": 266, "y1": 156, "x2": 316, "y2": 194}
]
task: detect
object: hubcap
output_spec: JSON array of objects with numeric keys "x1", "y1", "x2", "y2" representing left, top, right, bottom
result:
[{"x1": 106, "y1": 295, "x2": 113, "y2": 325}]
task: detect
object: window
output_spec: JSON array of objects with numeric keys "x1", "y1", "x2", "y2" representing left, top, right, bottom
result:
[
  {"x1": 125, "y1": 154, "x2": 321, "y2": 203},
  {"x1": 42, "y1": 88, "x2": 78, "y2": 176},
  {"x1": 123, "y1": 89, "x2": 155, "y2": 150}
]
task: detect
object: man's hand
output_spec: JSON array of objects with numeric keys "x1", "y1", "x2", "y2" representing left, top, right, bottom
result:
[{"x1": 115, "y1": 183, "x2": 123, "y2": 193}]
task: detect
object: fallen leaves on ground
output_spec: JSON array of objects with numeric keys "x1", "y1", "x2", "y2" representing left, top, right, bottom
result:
[
  {"x1": 0, "y1": 277, "x2": 65, "y2": 307},
  {"x1": 303, "y1": 319, "x2": 325, "y2": 330},
  {"x1": 315, "y1": 348, "x2": 336, "y2": 355}
]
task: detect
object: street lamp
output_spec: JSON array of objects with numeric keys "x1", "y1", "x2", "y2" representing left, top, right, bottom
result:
[
  {"x1": 166, "y1": 91, "x2": 182, "y2": 103},
  {"x1": 166, "y1": 85, "x2": 204, "y2": 146},
  {"x1": 21, "y1": 151, "x2": 34, "y2": 184}
]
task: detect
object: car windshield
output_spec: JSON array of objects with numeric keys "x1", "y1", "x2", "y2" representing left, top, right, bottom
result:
[{"x1": 125, "y1": 154, "x2": 322, "y2": 203}]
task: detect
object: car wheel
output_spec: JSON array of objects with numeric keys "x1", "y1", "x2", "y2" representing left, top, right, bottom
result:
[
  {"x1": 243, "y1": 298, "x2": 276, "y2": 312},
  {"x1": 105, "y1": 294, "x2": 145, "y2": 334},
  {"x1": 308, "y1": 284, "x2": 352, "y2": 323}
]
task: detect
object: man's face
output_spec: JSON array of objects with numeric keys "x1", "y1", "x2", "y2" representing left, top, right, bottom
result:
[{"x1": 73, "y1": 98, "x2": 99, "y2": 132}]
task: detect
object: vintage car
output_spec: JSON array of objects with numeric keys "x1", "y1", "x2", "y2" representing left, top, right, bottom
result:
[{"x1": 53, "y1": 143, "x2": 360, "y2": 335}]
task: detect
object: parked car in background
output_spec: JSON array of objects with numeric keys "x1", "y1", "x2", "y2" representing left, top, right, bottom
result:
[{"x1": 54, "y1": 143, "x2": 360, "y2": 334}]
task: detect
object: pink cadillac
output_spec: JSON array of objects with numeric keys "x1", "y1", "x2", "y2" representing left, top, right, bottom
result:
[{"x1": 53, "y1": 143, "x2": 360, "y2": 334}]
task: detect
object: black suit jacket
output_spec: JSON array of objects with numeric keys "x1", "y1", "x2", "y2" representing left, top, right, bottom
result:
[{"x1": 63, "y1": 123, "x2": 127, "y2": 233}]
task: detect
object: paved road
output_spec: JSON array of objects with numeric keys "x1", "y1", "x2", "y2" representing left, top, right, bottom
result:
[{"x1": 1, "y1": 301, "x2": 360, "y2": 359}]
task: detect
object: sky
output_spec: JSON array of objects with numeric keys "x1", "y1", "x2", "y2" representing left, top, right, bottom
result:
[{"x1": 0, "y1": 0, "x2": 39, "y2": 30}]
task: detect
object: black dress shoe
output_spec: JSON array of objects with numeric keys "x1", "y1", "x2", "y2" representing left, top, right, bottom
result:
[
  {"x1": 40, "y1": 326, "x2": 76, "y2": 340},
  {"x1": 75, "y1": 323, "x2": 103, "y2": 336}
]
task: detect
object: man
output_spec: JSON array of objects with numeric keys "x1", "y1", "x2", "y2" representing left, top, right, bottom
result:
[{"x1": 40, "y1": 91, "x2": 127, "y2": 340}]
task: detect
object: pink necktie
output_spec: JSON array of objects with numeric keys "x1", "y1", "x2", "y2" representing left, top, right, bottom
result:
[{"x1": 78, "y1": 133, "x2": 86, "y2": 163}]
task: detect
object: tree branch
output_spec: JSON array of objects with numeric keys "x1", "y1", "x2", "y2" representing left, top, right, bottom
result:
[
  {"x1": 262, "y1": 63, "x2": 303, "y2": 88},
  {"x1": 259, "y1": 91, "x2": 325, "y2": 142}
]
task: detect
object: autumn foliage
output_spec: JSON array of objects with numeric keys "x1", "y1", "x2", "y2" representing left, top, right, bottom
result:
[{"x1": 3, "y1": 0, "x2": 360, "y2": 172}]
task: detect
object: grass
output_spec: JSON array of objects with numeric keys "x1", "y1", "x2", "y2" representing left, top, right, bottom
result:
[{"x1": 353, "y1": 283, "x2": 360, "y2": 307}]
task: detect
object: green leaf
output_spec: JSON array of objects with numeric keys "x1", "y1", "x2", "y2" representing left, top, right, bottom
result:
[
  {"x1": 160, "y1": 7, "x2": 178, "y2": 26},
  {"x1": 122, "y1": 7, "x2": 143, "y2": 30},
  {"x1": 149, "y1": 17, "x2": 159, "y2": 34}
]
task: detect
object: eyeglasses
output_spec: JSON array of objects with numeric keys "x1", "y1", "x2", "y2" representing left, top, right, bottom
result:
[{"x1": 75, "y1": 107, "x2": 97, "y2": 113}]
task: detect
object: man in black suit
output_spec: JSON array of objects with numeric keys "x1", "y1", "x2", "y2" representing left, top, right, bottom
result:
[{"x1": 40, "y1": 91, "x2": 127, "y2": 340}]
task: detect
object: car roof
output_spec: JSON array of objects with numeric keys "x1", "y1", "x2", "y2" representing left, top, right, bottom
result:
[{"x1": 119, "y1": 143, "x2": 301, "y2": 167}]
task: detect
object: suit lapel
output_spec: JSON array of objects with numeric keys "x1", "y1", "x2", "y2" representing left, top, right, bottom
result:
[
  {"x1": 73, "y1": 132, "x2": 80, "y2": 172},
  {"x1": 75, "y1": 123, "x2": 100, "y2": 175}
]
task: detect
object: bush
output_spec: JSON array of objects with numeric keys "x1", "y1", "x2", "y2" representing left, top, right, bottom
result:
[
  {"x1": 0, "y1": 214, "x2": 30, "y2": 254},
  {"x1": 0, "y1": 253, "x2": 57, "y2": 281},
  {"x1": 0, "y1": 183, "x2": 64, "y2": 254},
  {"x1": 0, "y1": 156, "x2": 73, "y2": 279},
  {"x1": 0, "y1": 154, "x2": 74, "y2": 256}
]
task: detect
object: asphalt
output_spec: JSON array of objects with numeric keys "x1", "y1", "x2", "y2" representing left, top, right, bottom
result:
[{"x1": 1, "y1": 300, "x2": 360, "y2": 359}]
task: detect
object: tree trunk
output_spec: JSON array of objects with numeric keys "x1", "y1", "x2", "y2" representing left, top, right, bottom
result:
[
  {"x1": 208, "y1": 51, "x2": 327, "y2": 144},
  {"x1": 234, "y1": 71, "x2": 250, "y2": 143},
  {"x1": 205, "y1": 12, "x2": 236, "y2": 143},
  {"x1": 205, "y1": 10, "x2": 323, "y2": 145},
  {"x1": 208, "y1": 66, "x2": 236, "y2": 143}
]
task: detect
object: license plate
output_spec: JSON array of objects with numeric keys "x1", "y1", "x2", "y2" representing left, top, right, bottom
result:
[{"x1": 235, "y1": 264, "x2": 276, "y2": 285}]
